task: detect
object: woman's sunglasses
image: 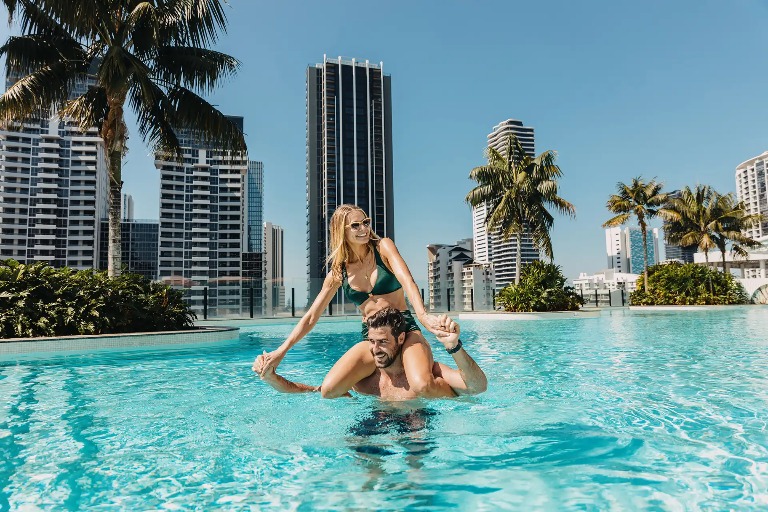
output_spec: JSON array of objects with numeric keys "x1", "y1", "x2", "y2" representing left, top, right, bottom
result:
[{"x1": 346, "y1": 218, "x2": 371, "y2": 231}]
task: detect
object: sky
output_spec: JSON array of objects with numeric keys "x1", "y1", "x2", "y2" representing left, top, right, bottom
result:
[{"x1": 3, "y1": 0, "x2": 768, "y2": 292}]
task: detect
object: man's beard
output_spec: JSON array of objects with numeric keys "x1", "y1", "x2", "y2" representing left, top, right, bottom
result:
[{"x1": 373, "y1": 346, "x2": 401, "y2": 368}]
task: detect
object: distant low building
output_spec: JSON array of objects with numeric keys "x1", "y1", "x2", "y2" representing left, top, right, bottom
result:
[
  {"x1": 573, "y1": 269, "x2": 639, "y2": 294},
  {"x1": 428, "y1": 239, "x2": 495, "y2": 311}
]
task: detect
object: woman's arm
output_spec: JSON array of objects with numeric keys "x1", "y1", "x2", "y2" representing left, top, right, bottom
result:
[
  {"x1": 258, "y1": 272, "x2": 341, "y2": 371},
  {"x1": 377, "y1": 238, "x2": 435, "y2": 327}
]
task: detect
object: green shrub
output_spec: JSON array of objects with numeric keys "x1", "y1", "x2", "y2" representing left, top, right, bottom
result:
[
  {"x1": 497, "y1": 261, "x2": 583, "y2": 312},
  {"x1": 0, "y1": 260, "x2": 196, "y2": 338},
  {"x1": 630, "y1": 262, "x2": 750, "y2": 305}
]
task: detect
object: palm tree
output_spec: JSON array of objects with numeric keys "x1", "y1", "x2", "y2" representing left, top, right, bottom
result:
[
  {"x1": 466, "y1": 134, "x2": 576, "y2": 285},
  {"x1": 0, "y1": 0, "x2": 246, "y2": 276},
  {"x1": 603, "y1": 177, "x2": 670, "y2": 292},
  {"x1": 662, "y1": 185, "x2": 763, "y2": 273}
]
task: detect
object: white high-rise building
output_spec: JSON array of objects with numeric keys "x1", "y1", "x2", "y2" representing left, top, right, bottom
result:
[
  {"x1": 155, "y1": 116, "x2": 248, "y2": 317},
  {"x1": 0, "y1": 75, "x2": 108, "y2": 269},
  {"x1": 605, "y1": 227, "x2": 629, "y2": 272},
  {"x1": 736, "y1": 151, "x2": 768, "y2": 243},
  {"x1": 605, "y1": 227, "x2": 659, "y2": 274},
  {"x1": 472, "y1": 119, "x2": 539, "y2": 291},
  {"x1": 264, "y1": 221, "x2": 285, "y2": 314},
  {"x1": 121, "y1": 193, "x2": 134, "y2": 221}
]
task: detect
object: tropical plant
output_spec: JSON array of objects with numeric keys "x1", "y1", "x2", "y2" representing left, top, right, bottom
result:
[
  {"x1": 0, "y1": 0, "x2": 246, "y2": 277},
  {"x1": 662, "y1": 185, "x2": 763, "y2": 273},
  {"x1": 603, "y1": 177, "x2": 670, "y2": 292},
  {"x1": 466, "y1": 134, "x2": 575, "y2": 285},
  {"x1": 496, "y1": 260, "x2": 583, "y2": 312},
  {"x1": 630, "y1": 262, "x2": 750, "y2": 305},
  {"x1": 0, "y1": 259, "x2": 196, "y2": 338}
]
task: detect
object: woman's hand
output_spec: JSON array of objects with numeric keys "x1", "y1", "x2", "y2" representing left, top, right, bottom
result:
[
  {"x1": 253, "y1": 347, "x2": 286, "y2": 377},
  {"x1": 418, "y1": 313, "x2": 449, "y2": 337}
]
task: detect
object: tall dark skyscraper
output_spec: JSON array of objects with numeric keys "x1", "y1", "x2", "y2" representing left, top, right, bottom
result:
[{"x1": 306, "y1": 56, "x2": 394, "y2": 302}]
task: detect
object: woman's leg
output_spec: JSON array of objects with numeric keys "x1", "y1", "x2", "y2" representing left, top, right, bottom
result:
[
  {"x1": 401, "y1": 331, "x2": 456, "y2": 398},
  {"x1": 320, "y1": 341, "x2": 376, "y2": 398}
]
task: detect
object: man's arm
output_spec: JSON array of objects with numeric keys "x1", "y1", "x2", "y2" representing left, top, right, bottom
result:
[
  {"x1": 432, "y1": 316, "x2": 488, "y2": 396},
  {"x1": 252, "y1": 353, "x2": 350, "y2": 396},
  {"x1": 253, "y1": 352, "x2": 319, "y2": 393}
]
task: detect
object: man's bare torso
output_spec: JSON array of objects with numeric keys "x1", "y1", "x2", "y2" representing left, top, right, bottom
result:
[{"x1": 352, "y1": 362, "x2": 446, "y2": 400}]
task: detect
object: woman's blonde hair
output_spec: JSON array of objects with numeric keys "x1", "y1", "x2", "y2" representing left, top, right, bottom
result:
[{"x1": 326, "y1": 204, "x2": 380, "y2": 280}]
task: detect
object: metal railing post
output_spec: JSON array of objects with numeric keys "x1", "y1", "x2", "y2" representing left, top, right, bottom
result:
[
  {"x1": 594, "y1": 289, "x2": 598, "y2": 307},
  {"x1": 203, "y1": 287, "x2": 208, "y2": 320},
  {"x1": 291, "y1": 288, "x2": 295, "y2": 317},
  {"x1": 250, "y1": 284, "x2": 254, "y2": 318},
  {"x1": 470, "y1": 288, "x2": 474, "y2": 311}
]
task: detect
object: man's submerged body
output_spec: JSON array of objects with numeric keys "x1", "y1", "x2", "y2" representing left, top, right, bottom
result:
[{"x1": 253, "y1": 309, "x2": 487, "y2": 401}]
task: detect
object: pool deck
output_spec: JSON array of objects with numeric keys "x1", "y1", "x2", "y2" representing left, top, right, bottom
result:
[
  {"x1": 0, "y1": 326, "x2": 239, "y2": 356},
  {"x1": 459, "y1": 310, "x2": 601, "y2": 320}
]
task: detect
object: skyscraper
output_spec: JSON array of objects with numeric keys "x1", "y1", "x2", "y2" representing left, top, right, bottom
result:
[
  {"x1": 736, "y1": 151, "x2": 768, "y2": 243},
  {"x1": 155, "y1": 116, "x2": 250, "y2": 317},
  {"x1": 605, "y1": 227, "x2": 659, "y2": 274},
  {"x1": 472, "y1": 119, "x2": 539, "y2": 291},
  {"x1": 0, "y1": 73, "x2": 108, "y2": 269},
  {"x1": 98, "y1": 219, "x2": 159, "y2": 280},
  {"x1": 306, "y1": 56, "x2": 394, "y2": 302},
  {"x1": 627, "y1": 227, "x2": 659, "y2": 274},
  {"x1": 242, "y1": 160, "x2": 265, "y2": 316},
  {"x1": 122, "y1": 193, "x2": 134, "y2": 221},
  {"x1": 265, "y1": 221, "x2": 285, "y2": 314}
]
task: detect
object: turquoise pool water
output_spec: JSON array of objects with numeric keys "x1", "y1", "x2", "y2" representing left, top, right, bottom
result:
[{"x1": 2, "y1": 307, "x2": 768, "y2": 510}]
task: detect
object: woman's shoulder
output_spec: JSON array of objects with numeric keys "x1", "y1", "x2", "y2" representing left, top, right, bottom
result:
[{"x1": 376, "y1": 237, "x2": 396, "y2": 251}]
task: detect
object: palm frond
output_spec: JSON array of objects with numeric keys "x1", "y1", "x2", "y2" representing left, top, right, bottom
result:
[
  {"x1": 167, "y1": 85, "x2": 246, "y2": 152},
  {"x1": 154, "y1": 47, "x2": 239, "y2": 94}
]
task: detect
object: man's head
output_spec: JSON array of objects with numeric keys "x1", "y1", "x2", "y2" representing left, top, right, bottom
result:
[{"x1": 365, "y1": 308, "x2": 407, "y2": 368}]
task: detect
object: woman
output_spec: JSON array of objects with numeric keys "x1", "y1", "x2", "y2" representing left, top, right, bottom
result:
[{"x1": 256, "y1": 204, "x2": 454, "y2": 398}]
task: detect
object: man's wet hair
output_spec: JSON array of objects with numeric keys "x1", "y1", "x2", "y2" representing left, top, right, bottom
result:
[{"x1": 366, "y1": 307, "x2": 406, "y2": 338}]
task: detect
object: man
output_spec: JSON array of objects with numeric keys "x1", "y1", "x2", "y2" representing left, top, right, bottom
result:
[{"x1": 252, "y1": 308, "x2": 487, "y2": 400}]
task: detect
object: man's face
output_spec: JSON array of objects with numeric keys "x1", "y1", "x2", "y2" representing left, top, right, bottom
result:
[{"x1": 367, "y1": 326, "x2": 404, "y2": 368}]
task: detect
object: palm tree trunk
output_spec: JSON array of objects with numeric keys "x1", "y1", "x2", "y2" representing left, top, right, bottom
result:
[
  {"x1": 103, "y1": 94, "x2": 127, "y2": 278},
  {"x1": 641, "y1": 225, "x2": 649, "y2": 293},
  {"x1": 107, "y1": 149, "x2": 122, "y2": 278},
  {"x1": 722, "y1": 250, "x2": 727, "y2": 275},
  {"x1": 515, "y1": 233, "x2": 522, "y2": 285}
]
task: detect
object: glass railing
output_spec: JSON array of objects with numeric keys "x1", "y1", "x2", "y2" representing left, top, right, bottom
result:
[{"x1": 169, "y1": 277, "x2": 634, "y2": 321}]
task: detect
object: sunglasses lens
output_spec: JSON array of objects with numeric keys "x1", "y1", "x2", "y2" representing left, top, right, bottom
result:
[
  {"x1": 350, "y1": 223, "x2": 361, "y2": 230},
  {"x1": 362, "y1": 219, "x2": 371, "y2": 228}
]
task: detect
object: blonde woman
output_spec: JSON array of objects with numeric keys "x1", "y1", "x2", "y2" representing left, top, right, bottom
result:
[{"x1": 256, "y1": 204, "x2": 456, "y2": 398}]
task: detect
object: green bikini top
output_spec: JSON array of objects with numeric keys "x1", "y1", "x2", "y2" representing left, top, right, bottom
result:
[{"x1": 342, "y1": 245, "x2": 403, "y2": 306}]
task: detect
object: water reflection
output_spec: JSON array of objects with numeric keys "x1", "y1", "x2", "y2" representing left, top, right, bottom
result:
[{"x1": 346, "y1": 404, "x2": 436, "y2": 491}]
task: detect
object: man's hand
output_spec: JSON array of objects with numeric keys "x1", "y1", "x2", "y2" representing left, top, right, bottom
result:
[
  {"x1": 432, "y1": 314, "x2": 460, "y2": 351},
  {"x1": 254, "y1": 348, "x2": 286, "y2": 377},
  {"x1": 418, "y1": 313, "x2": 453, "y2": 338},
  {"x1": 253, "y1": 350, "x2": 279, "y2": 383}
]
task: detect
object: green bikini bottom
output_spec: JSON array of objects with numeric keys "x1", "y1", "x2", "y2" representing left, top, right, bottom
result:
[{"x1": 361, "y1": 309, "x2": 421, "y2": 338}]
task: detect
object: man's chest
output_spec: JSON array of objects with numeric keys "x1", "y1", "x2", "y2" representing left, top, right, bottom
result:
[{"x1": 354, "y1": 372, "x2": 415, "y2": 400}]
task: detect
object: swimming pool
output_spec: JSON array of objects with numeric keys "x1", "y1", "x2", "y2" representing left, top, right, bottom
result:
[{"x1": 2, "y1": 307, "x2": 768, "y2": 510}]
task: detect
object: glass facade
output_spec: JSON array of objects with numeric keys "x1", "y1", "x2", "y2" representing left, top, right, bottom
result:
[
  {"x1": 246, "y1": 161, "x2": 263, "y2": 253},
  {"x1": 306, "y1": 57, "x2": 394, "y2": 305},
  {"x1": 98, "y1": 220, "x2": 159, "y2": 280},
  {"x1": 628, "y1": 228, "x2": 658, "y2": 274}
]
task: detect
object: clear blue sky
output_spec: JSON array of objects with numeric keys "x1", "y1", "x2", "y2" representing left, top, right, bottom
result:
[{"x1": 4, "y1": 0, "x2": 768, "y2": 289}]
